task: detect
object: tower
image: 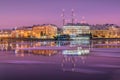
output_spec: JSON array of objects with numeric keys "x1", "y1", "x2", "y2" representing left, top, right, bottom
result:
[
  {"x1": 61, "y1": 9, "x2": 65, "y2": 26},
  {"x1": 71, "y1": 9, "x2": 75, "y2": 25}
]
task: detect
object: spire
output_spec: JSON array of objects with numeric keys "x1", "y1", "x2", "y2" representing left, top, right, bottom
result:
[
  {"x1": 61, "y1": 9, "x2": 65, "y2": 26},
  {"x1": 71, "y1": 9, "x2": 75, "y2": 25}
]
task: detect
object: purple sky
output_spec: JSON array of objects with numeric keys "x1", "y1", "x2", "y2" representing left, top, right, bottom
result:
[{"x1": 0, "y1": 0, "x2": 120, "y2": 28}]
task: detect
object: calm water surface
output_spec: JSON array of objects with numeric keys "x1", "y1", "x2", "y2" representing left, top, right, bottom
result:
[{"x1": 0, "y1": 39, "x2": 120, "y2": 80}]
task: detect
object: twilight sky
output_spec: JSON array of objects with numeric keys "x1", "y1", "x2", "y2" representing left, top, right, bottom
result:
[{"x1": 0, "y1": 0, "x2": 120, "y2": 28}]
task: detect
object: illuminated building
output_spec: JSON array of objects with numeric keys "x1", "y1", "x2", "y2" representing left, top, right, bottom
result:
[
  {"x1": 11, "y1": 27, "x2": 32, "y2": 38},
  {"x1": 63, "y1": 24, "x2": 90, "y2": 39},
  {"x1": 0, "y1": 29, "x2": 12, "y2": 38},
  {"x1": 32, "y1": 24, "x2": 57, "y2": 39},
  {"x1": 11, "y1": 24, "x2": 57, "y2": 39},
  {"x1": 91, "y1": 26, "x2": 120, "y2": 38}
]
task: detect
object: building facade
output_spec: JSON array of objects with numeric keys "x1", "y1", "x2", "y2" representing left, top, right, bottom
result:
[
  {"x1": 32, "y1": 24, "x2": 57, "y2": 39},
  {"x1": 0, "y1": 29, "x2": 12, "y2": 38},
  {"x1": 11, "y1": 24, "x2": 57, "y2": 39},
  {"x1": 11, "y1": 27, "x2": 32, "y2": 38},
  {"x1": 91, "y1": 27, "x2": 120, "y2": 38},
  {"x1": 63, "y1": 25, "x2": 90, "y2": 39}
]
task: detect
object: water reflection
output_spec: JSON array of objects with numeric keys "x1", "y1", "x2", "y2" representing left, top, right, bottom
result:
[
  {"x1": 0, "y1": 39, "x2": 120, "y2": 55},
  {"x1": 92, "y1": 39, "x2": 120, "y2": 48},
  {"x1": 61, "y1": 55, "x2": 87, "y2": 72},
  {"x1": 16, "y1": 50, "x2": 58, "y2": 56},
  {"x1": 0, "y1": 39, "x2": 120, "y2": 80},
  {"x1": 61, "y1": 49, "x2": 89, "y2": 72},
  {"x1": 62, "y1": 47, "x2": 90, "y2": 56}
]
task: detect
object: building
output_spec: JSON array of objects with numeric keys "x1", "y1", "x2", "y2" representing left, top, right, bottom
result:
[
  {"x1": 91, "y1": 26, "x2": 120, "y2": 38},
  {"x1": 0, "y1": 29, "x2": 12, "y2": 38},
  {"x1": 11, "y1": 24, "x2": 57, "y2": 39},
  {"x1": 63, "y1": 23, "x2": 91, "y2": 39},
  {"x1": 32, "y1": 24, "x2": 57, "y2": 39},
  {"x1": 11, "y1": 27, "x2": 32, "y2": 38}
]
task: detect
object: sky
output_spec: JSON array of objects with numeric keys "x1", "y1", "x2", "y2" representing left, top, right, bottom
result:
[{"x1": 0, "y1": 0, "x2": 120, "y2": 28}]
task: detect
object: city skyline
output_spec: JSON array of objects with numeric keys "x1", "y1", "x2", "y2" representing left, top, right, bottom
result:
[{"x1": 0, "y1": 0, "x2": 120, "y2": 28}]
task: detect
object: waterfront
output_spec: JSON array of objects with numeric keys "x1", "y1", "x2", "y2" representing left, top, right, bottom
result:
[{"x1": 0, "y1": 39, "x2": 120, "y2": 80}]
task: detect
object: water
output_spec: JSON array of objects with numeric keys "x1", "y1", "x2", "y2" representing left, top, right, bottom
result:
[{"x1": 0, "y1": 39, "x2": 120, "y2": 80}]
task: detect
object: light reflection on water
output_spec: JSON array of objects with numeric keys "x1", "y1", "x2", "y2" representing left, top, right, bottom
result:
[
  {"x1": 1, "y1": 39, "x2": 120, "y2": 51},
  {"x1": 0, "y1": 39, "x2": 120, "y2": 59},
  {"x1": 0, "y1": 39, "x2": 120, "y2": 80},
  {"x1": 0, "y1": 39, "x2": 120, "y2": 60}
]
